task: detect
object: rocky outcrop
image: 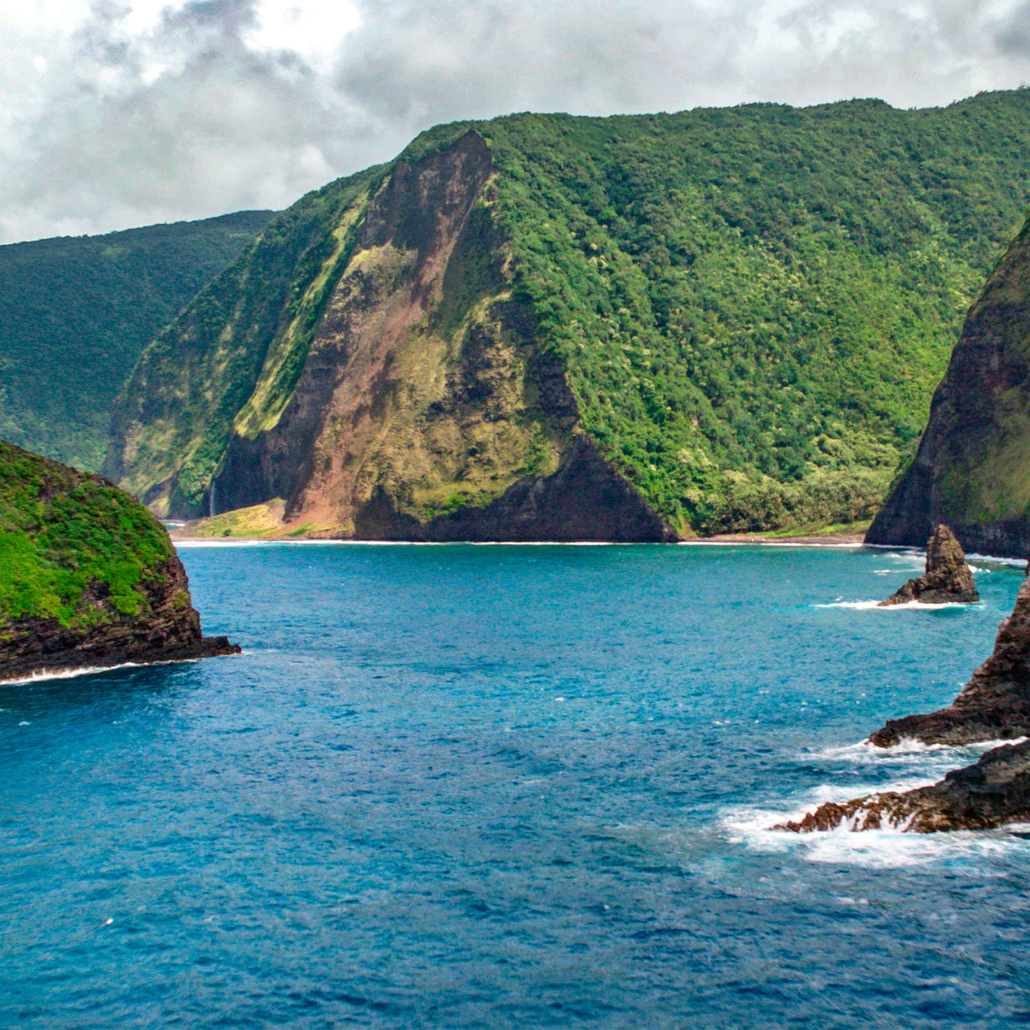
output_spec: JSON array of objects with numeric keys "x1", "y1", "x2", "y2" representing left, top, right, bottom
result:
[
  {"x1": 0, "y1": 555, "x2": 239, "y2": 683},
  {"x1": 0, "y1": 440, "x2": 238, "y2": 683},
  {"x1": 869, "y1": 574, "x2": 1030, "y2": 747},
  {"x1": 776, "y1": 738, "x2": 1030, "y2": 833},
  {"x1": 867, "y1": 216, "x2": 1030, "y2": 558},
  {"x1": 878, "y1": 524, "x2": 978, "y2": 605},
  {"x1": 776, "y1": 545, "x2": 1030, "y2": 833}
]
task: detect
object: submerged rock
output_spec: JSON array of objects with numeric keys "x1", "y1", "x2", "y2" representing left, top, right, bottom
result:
[
  {"x1": 0, "y1": 440, "x2": 239, "y2": 683},
  {"x1": 878, "y1": 524, "x2": 978, "y2": 606},
  {"x1": 869, "y1": 575, "x2": 1030, "y2": 747},
  {"x1": 775, "y1": 738, "x2": 1030, "y2": 833}
]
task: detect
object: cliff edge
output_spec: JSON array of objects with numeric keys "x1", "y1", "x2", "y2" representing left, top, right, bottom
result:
[
  {"x1": 0, "y1": 440, "x2": 238, "y2": 682},
  {"x1": 868, "y1": 215, "x2": 1030, "y2": 557}
]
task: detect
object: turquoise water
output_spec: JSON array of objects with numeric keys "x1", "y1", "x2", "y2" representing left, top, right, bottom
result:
[{"x1": 3, "y1": 543, "x2": 1030, "y2": 1029}]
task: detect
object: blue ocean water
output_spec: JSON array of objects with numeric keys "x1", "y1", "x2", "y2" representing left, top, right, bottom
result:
[{"x1": 3, "y1": 543, "x2": 1030, "y2": 1029}]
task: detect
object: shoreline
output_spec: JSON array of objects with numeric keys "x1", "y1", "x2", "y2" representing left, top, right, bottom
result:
[{"x1": 171, "y1": 530, "x2": 871, "y2": 547}]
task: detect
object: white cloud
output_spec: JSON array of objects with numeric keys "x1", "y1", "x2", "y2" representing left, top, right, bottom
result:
[{"x1": 0, "y1": 0, "x2": 1029, "y2": 243}]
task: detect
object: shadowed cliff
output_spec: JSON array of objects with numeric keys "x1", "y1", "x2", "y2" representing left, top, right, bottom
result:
[{"x1": 868, "y1": 214, "x2": 1030, "y2": 557}]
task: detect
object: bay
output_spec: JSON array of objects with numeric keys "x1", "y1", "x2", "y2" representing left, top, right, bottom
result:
[{"x1": 2, "y1": 543, "x2": 1028, "y2": 1029}]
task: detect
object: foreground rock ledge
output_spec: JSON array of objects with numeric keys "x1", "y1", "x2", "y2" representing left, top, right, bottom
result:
[
  {"x1": 775, "y1": 739, "x2": 1030, "y2": 833},
  {"x1": 878, "y1": 524, "x2": 978, "y2": 606},
  {"x1": 870, "y1": 576, "x2": 1030, "y2": 747}
]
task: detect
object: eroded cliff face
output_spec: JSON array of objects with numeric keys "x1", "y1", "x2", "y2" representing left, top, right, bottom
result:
[
  {"x1": 137, "y1": 132, "x2": 672, "y2": 541},
  {"x1": 0, "y1": 553, "x2": 238, "y2": 682},
  {"x1": 868, "y1": 217, "x2": 1030, "y2": 557}
]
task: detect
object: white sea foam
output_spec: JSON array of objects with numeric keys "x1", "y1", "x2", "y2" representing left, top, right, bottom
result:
[
  {"x1": 723, "y1": 734, "x2": 1030, "y2": 867},
  {"x1": 0, "y1": 651, "x2": 241, "y2": 687},
  {"x1": 2, "y1": 662, "x2": 147, "y2": 685},
  {"x1": 965, "y1": 552, "x2": 1027, "y2": 568},
  {"x1": 806, "y1": 736, "x2": 1028, "y2": 761},
  {"x1": 722, "y1": 802, "x2": 1026, "y2": 868},
  {"x1": 813, "y1": 599, "x2": 973, "y2": 610}
]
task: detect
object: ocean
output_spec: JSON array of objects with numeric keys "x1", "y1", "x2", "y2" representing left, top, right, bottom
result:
[{"x1": 2, "y1": 542, "x2": 1028, "y2": 1028}]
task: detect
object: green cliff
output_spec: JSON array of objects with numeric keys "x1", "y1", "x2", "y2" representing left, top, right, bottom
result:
[
  {"x1": 868, "y1": 212, "x2": 1030, "y2": 557},
  {"x1": 0, "y1": 210, "x2": 274, "y2": 470},
  {"x1": 0, "y1": 439, "x2": 237, "y2": 680},
  {"x1": 107, "y1": 91, "x2": 1030, "y2": 539}
]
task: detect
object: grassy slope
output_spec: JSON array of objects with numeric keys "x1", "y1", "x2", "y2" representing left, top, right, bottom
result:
[
  {"x1": 0, "y1": 441, "x2": 175, "y2": 631},
  {"x1": 0, "y1": 210, "x2": 274, "y2": 470},
  {"x1": 112, "y1": 91, "x2": 1030, "y2": 533}
]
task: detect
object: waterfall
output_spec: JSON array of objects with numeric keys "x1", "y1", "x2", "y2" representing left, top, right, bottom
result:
[{"x1": 209, "y1": 481, "x2": 216, "y2": 519}]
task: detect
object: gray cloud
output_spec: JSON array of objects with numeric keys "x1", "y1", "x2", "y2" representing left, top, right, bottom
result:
[{"x1": 1, "y1": 0, "x2": 1030, "y2": 243}]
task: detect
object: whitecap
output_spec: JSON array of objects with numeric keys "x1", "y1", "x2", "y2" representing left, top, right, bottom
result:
[
  {"x1": 721, "y1": 795, "x2": 1030, "y2": 869},
  {"x1": 0, "y1": 651, "x2": 241, "y2": 687},
  {"x1": 814, "y1": 599, "x2": 975, "y2": 610},
  {"x1": 964, "y1": 553, "x2": 1027, "y2": 568},
  {"x1": 806, "y1": 736, "x2": 1028, "y2": 761}
]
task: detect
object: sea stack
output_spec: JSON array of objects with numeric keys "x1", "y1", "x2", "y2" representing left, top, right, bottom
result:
[
  {"x1": 878, "y1": 524, "x2": 978, "y2": 606},
  {"x1": 0, "y1": 440, "x2": 239, "y2": 683}
]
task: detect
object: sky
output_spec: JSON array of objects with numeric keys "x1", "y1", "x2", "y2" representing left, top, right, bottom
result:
[{"x1": 2, "y1": 0, "x2": 1030, "y2": 243}]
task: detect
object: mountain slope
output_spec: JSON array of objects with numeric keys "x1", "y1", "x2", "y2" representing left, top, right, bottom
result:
[
  {"x1": 0, "y1": 210, "x2": 274, "y2": 470},
  {"x1": 868, "y1": 213, "x2": 1030, "y2": 556},
  {"x1": 108, "y1": 91, "x2": 1030, "y2": 538},
  {"x1": 0, "y1": 440, "x2": 237, "y2": 680}
]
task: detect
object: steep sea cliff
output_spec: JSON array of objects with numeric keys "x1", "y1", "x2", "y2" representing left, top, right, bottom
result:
[
  {"x1": 869, "y1": 214, "x2": 1030, "y2": 557},
  {"x1": 107, "y1": 92, "x2": 1030, "y2": 539}
]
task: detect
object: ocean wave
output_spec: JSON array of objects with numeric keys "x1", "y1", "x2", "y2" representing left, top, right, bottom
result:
[
  {"x1": 0, "y1": 661, "x2": 149, "y2": 685},
  {"x1": 721, "y1": 803, "x2": 1029, "y2": 868},
  {"x1": 806, "y1": 736, "x2": 1028, "y2": 761},
  {"x1": 964, "y1": 553, "x2": 1027, "y2": 569},
  {"x1": 813, "y1": 599, "x2": 975, "y2": 610},
  {"x1": 0, "y1": 651, "x2": 244, "y2": 687}
]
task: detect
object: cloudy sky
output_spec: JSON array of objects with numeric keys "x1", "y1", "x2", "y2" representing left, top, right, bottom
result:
[{"x1": 2, "y1": 0, "x2": 1030, "y2": 243}]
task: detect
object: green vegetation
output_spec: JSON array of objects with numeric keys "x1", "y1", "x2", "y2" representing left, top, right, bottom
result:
[
  {"x1": 178, "y1": 500, "x2": 287, "y2": 538},
  {"x1": 0, "y1": 210, "x2": 273, "y2": 469},
  {"x1": 111, "y1": 90, "x2": 1030, "y2": 533},
  {"x1": 0, "y1": 441, "x2": 174, "y2": 629}
]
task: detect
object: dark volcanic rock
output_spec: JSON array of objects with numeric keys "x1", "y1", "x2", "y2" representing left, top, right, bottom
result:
[
  {"x1": 352, "y1": 437, "x2": 676, "y2": 542},
  {"x1": 878, "y1": 524, "x2": 978, "y2": 606},
  {"x1": 775, "y1": 738, "x2": 1030, "y2": 833},
  {"x1": 0, "y1": 554, "x2": 239, "y2": 683},
  {"x1": 869, "y1": 575, "x2": 1030, "y2": 747}
]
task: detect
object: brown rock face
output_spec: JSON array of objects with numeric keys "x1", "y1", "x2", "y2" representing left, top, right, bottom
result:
[
  {"x1": 869, "y1": 575, "x2": 1030, "y2": 747},
  {"x1": 0, "y1": 554, "x2": 239, "y2": 683},
  {"x1": 878, "y1": 524, "x2": 978, "y2": 606},
  {"x1": 776, "y1": 738, "x2": 1030, "y2": 834}
]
